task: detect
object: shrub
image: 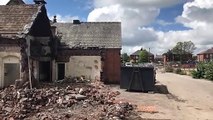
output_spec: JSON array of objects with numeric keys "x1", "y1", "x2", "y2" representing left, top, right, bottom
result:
[
  {"x1": 196, "y1": 62, "x2": 206, "y2": 72},
  {"x1": 191, "y1": 62, "x2": 206, "y2": 78},
  {"x1": 175, "y1": 68, "x2": 187, "y2": 75},
  {"x1": 204, "y1": 62, "x2": 213, "y2": 81},
  {"x1": 175, "y1": 68, "x2": 182, "y2": 74},
  {"x1": 165, "y1": 66, "x2": 174, "y2": 72},
  {"x1": 191, "y1": 70, "x2": 204, "y2": 79},
  {"x1": 180, "y1": 71, "x2": 187, "y2": 75}
]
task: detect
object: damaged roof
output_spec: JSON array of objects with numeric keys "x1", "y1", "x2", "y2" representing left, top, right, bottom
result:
[
  {"x1": 6, "y1": 0, "x2": 25, "y2": 5},
  {"x1": 54, "y1": 22, "x2": 122, "y2": 49},
  {"x1": 0, "y1": 3, "x2": 42, "y2": 38}
]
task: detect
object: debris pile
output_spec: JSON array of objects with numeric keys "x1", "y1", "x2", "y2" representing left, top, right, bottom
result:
[
  {"x1": 56, "y1": 76, "x2": 90, "y2": 84},
  {"x1": 0, "y1": 82, "x2": 141, "y2": 120}
]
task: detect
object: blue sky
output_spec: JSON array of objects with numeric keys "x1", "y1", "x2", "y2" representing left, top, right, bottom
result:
[
  {"x1": 25, "y1": 0, "x2": 92, "y2": 21},
  {"x1": 150, "y1": 2, "x2": 191, "y2": 32},
  {"x1": 45, "y1": 0, "x2": 92, "y2": 20},
  {"x1": 25, "y1": 0, "x2": 189, "y2": 32}
]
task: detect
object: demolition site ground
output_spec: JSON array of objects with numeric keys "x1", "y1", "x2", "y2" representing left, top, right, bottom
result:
[
  {"x1": 0, "y1": 79, "x2": 142, "y2": 120},
  {"x1": 1, "y1": 71, "x2": 213, "y2": 120}
]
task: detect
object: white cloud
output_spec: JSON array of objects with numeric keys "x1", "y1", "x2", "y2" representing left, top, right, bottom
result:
[
  {"x1": 0, "y1": 0, "x2": 9, "y2": 5},
  {"x1": 174, "y1": 0, "x2": 213, "y2": 53},
  {"x1": 88, "y1": 0, "x2": 183, "y2": 55},
  {"x1": 93, "y1": 0, "x2": 182, "y2": 8},
  {"x1": 156, "y1": 20, "x2": 174, "y2": 26},
  {"x1": 88, "y1": 0, "x2": 213, "y2": 55},
  {"x1": 0, "y1": 0, "x2": 31, "y2": 5}
]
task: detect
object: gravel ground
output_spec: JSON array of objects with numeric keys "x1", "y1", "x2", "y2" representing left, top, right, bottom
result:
[{"x1": 111, "y1": 71, "x2": 213, "y2": 120}]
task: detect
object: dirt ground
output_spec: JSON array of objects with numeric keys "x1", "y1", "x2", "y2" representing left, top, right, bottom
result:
[{"x1": 111, "y1": 71, "x2": 213, "y2": 120}]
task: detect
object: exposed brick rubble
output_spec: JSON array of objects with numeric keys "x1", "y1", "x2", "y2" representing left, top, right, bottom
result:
[{"x1": 0, "y1": 81, "x2": 142, "y2": 120}]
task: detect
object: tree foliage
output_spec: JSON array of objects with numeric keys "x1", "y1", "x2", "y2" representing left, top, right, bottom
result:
[
  {"x1": 172, "y1": 41, "x2": 196, "y2": 54},
  {"x1": 139, "y1": 50, "x2": 149, "y2": 63},
  {"x1": 172, "y1": 41, "x2": 196, "y2": 62},
  {"x1": 121, "y1": 53, "x2": 129, "y2": 62}
]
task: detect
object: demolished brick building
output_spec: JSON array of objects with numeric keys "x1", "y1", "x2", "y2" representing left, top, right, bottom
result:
[
  {"x1": 0, "y1": 0, "x2": 122, "y2": 88},
  {"x1": 0, "y1": 0, "x2": 53, "y2": 88},
  {"x1": 53, "y1": 21, "x2": 121, "y2": 84}
]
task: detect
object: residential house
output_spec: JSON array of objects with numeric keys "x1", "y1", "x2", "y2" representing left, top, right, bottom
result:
[
  {"x1": 163, "y1": 50, "x2": 193, "y2": 64},
  {"x1": 154, "y1": 55, "x2": 163, "y2": 63},
  {"x1": 130, "y1": 49, "x2": 154, "y2": 63},
  {"x1": 0, "y1": 0, "x2": 53, "y2": 88},
  {"x1": 52, "y1": 21, "x2": 122, "y2": 84},
  {"x1": 197, "y1": 48, "x2": 213, "y2": 62}
]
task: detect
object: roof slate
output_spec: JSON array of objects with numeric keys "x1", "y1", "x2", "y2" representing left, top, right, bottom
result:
[
  {"x1": 198, "y1": 48, "x2": 213, "y2": 55},
  {"x1": 155, "y1": 55, "x2": 163, "y2": 59},
  {"x1": 0, "y1": 4, "x2": 41, "y2": 38},
  {"x1": 54, "y1": 22, "x2": 121, "y2": 48},
  {"x1": 131, "y1": 50, "x2": 154, "y2": 56}
]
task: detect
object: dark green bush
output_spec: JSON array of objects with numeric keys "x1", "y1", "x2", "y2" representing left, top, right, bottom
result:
[
  {"x1": 196, "y1": 62, "x2": 206, "y2": 73},
  {"x1": 175, "y1": 68, "x2": 182, "y2": 74},
  {"x1": 191, "y1": 62, "x2": 213, "y2": 81},
  {"x1": 165, "y1": 66, "x2": 174, "y2": 72},
  {"x1": 191, "y1": 62, "x2": 206, "y2": 79},
  {"x1": 175, "y1": 68, "x2": 187, "y2": 75},
  {"x1": 204, "y1": 62, "x2": 213, "y2": 81},
  {"x1": 191, "y1": 70, "x2": 204, "y2": 79}
]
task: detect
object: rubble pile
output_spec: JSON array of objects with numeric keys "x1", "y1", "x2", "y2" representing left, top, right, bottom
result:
[
  {"x1": 0, "y1": 82, "x2": 142, "y2": 120},
  {"x1": 56, "y1": 76, "x2": 90, "y2": 84}
]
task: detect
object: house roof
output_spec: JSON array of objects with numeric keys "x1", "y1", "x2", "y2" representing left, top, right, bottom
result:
[
  {"x1": 131, "y1": 50, "x2": 154, "y2": 56},
  {"x1": 197, "y1": 48, "x2": 213, "y2": 55},
  {"x1": 6, "y1": 0, "x2": 25, "y2": 5},
  {"x1": 155, "y1": 55, "x2": 163, "y2": 59},
  {"x1": 0, "y1": 3, "x2": 42, "y2": 38},
  {"x1": 53, "y1": 22, "x2": 122, "y2": 49}
]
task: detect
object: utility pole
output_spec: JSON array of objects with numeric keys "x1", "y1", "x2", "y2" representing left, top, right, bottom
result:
[{"x1": 148, "y1": 48, "x2": 150, "y2": 62}]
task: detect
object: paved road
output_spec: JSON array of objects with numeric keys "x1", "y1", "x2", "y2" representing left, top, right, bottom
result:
[
  {"x1": 157, "y1": 72, "x2": 213, "y2": 120},
  {"x1": 113, "y1": 72, "x2": 213, "y2": 120}
]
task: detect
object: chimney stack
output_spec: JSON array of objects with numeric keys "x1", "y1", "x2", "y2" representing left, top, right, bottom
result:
[
  {"x1": 53, "y1": 15, "x2": 57, "y2": 23},
  {"x1": 73, "y1": 20, "x2": 81, "y2": 24},
  {"x1": 33, "y1": 0, "x2": 46, "y2": 4}
]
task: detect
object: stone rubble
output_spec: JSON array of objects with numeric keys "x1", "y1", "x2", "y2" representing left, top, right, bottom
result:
[{"x1": 0, "y1": 81, "x2": 142, "y2": 120}]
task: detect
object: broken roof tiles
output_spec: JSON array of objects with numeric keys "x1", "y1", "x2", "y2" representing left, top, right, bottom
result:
[{"x1": 0, "y1": 4, "x2": 42, "y2": 38}]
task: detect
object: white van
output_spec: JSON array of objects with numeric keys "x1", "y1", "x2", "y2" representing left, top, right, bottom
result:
[{"x1": 125, "y1": 62, "x2": 133, "y2": 67}]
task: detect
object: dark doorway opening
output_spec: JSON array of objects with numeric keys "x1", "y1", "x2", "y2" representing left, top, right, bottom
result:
[
  {"x1": 58, "y1": 63, "x2": 65, "y2": 80},
  {"x1": 39, "y1": 61, "x2": 51, "y2": 82},
  {"x1": 4, "y1": 63, "x2": 20, "y2": 87}
]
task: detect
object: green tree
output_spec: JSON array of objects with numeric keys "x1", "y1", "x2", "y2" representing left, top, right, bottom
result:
[
  {"x1": 184, "y1": 41, "x2": 196, "y2": 54},
  {"x1": 173, "y1": 41, "x2": 196, "y2": 54},
  {"x1": 121, "y1": 53, "x2": 129, "y2": 62},
  {"x1": 139, "y1": 50, "x2": 149, "y2": 63},
  {"x1": 172, "y1": 41, "x2": 196, "y2": 62}
]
